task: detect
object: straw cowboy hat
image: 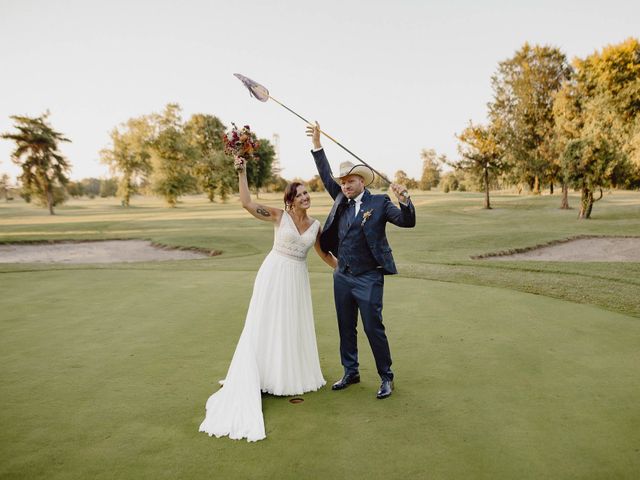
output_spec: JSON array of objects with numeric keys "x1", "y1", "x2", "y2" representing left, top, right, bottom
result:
[{"x1": 333, "y1": 161, "x2": 375, "y2": 186}]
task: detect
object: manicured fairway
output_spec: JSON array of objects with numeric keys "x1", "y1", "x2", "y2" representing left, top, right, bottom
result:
[
  {"x1": 1, "y1": 192, "x2": 639, "y2": 479},
  {"x1": 1, "y1": 269, "x2": 639, "y2": 479}
]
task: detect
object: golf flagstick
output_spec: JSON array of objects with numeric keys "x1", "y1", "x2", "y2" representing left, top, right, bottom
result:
[{"x1": 233, "y1": 73, "x2": 410, "y2": 198}]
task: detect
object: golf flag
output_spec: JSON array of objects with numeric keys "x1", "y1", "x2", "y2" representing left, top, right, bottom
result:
[{"x1": 233, "y1": 73, "x2": 270, "y2": 102}]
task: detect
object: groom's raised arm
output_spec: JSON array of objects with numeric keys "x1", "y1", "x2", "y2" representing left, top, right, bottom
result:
[
  {"x1": 306, "y1": 122, "x2": 341, "y2": 200},
  {"x1": 311, "y1": 148, "x2": 341, "y2": 200}
]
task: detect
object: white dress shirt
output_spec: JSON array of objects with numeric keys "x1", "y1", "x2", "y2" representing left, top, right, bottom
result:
[{"x1": 351, "y1": 191, "x2": 365, "y2": 217}]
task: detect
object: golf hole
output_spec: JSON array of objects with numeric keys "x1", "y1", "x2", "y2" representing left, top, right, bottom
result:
[{"x1": 289, "y1": 398, "x2": 304, "y2": 404}]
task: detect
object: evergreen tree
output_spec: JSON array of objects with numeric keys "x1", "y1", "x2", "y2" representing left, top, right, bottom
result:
[{"x1": 1, "y1": 112, "x2": 71, "y2": 214}]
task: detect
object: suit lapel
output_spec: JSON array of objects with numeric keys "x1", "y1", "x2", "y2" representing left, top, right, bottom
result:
[{"x1": 324, "y1": 193, "x2": 346, "y2": 234}]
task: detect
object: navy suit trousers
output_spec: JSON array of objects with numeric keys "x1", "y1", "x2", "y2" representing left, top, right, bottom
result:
[{"x1": 333, "y1": 268, "x2": 393, "y2": 381}]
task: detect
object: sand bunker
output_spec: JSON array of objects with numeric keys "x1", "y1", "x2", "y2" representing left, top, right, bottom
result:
[
  {"x1": 481, "y1": 237, "x2": 640, "y2": 262},
  {"x1": 0, "y1": 240, "x2": 211, "y2": 264}
]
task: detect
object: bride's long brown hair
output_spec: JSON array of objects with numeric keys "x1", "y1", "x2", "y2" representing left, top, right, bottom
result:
[{"x1": 283, "y1": 182, "x2": 304, "y2": 211}]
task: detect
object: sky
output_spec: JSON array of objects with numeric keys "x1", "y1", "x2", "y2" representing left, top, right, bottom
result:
[{"x1": 1, "y1": 0, "x2": 638, "y2": 183}]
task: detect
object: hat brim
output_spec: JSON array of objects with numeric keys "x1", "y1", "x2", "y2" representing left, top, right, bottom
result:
[{"x1": 333, "y1": 165, "x2": 375, "y2": 187}]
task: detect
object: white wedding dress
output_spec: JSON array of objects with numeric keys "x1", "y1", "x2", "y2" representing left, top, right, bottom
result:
[{"x1": 199, "y1": 212, "x2": 326, "y2": 442}]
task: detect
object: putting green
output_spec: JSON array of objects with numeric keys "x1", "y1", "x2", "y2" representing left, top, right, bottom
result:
[{"x1": 1, "y1": 265, "x2": 638, "y2": 479}]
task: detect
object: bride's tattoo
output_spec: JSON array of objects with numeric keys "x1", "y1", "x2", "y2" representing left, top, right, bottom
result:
[{"x1": 256, "y1": 207, "x2": 271, "y2": 217}]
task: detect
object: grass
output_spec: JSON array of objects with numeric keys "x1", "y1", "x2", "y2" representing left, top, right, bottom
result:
[
  {"x1": 2, "y1": 190, "x2": 639, "y2": 316},
  {"x1": 1, "y1": 190, "x2": 639, "y2": 479}
]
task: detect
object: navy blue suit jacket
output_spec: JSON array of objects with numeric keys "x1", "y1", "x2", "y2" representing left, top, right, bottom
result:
[{"x1": 312, "y1": 149, "x2": 416, "y2": 275}]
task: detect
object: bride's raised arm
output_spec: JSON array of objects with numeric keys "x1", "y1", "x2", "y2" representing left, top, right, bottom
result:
[{"x1": 235, "y1": 156, "x2": 282, "y2": 223}]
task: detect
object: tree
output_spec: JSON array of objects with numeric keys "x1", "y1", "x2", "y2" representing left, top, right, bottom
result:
[
  {"x1": 213, "y1": 151, "x2": 238, "y2": 201},
  {"x1": 419, "y1": 148, "x2": 442, "y2": 190},
  {"x1": 456, "y1": 122, "x2": 507, "y2": 209},
  {"x1": 184, "y1": 114, "x2": 230, "y2": 202},
  {"x1": 393, "y1": 170, "x2": 418, "y2": 189},
  {"x1": 99, "y1": 178, "x2": 118, "y2": 197},
  {"x1": 265, "y1": 174, "x2": 289, "y2": 193},
  {"x1": 101, "y1": 116, "x2": 153, "y2": 207},
  {"x1": 369, "y1": 171, "x2": 390, "y2": 190},
  {"x1": 489, "y1": 43, "x2": 572, "y2": 194},
  {"x1": 440, "y1": 171, "x2": 460, "y2": 193},
  {"x1": 148, "y1": 104, "x2": 197, "y2": 207},
  {"x1": 306, "y1": 174, "x2": 325, "y2": 192},
  {"x1": 562, "y1": 137, "x2": 608, "y2": 218},
  {"x1": 552, "y1": 80, "x2": 582, "y2": 209},
  {"x1": 66, "y1": 180, "x2": 84, "y2": 198},
  {"x1": 245, "y1": 137, "x2": 275, "y2": 198},
  {"x1": 0, "y1": 173, "x2": 11, "y2": 201},
  {"x1": 81, "y1": 178, "x2": 101, "y2": 198},
  {"x1": 555, "y1": 38, "x2": 640, "y2": 218},
  {"x1": 1, "y1": 112, "x2": 71, "y2": 214}
]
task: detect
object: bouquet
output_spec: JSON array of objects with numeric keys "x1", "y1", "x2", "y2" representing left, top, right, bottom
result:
[{"x1": 223, "y1": 123, "x2": 259, "y2": 173}]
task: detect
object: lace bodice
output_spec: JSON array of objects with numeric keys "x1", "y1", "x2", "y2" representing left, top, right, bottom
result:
[{"x1": 272, "y1": 212, "x2": 320, "y2": 260}]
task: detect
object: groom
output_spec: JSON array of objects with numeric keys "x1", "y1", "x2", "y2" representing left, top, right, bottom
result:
[{"x1": 307, "y1": 123, "x2": 416, "y2": 399}]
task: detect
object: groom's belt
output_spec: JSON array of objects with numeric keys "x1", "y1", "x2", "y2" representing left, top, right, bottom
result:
[{"x1": 340, "y1": 263, "x2": 381, "y2": 275}]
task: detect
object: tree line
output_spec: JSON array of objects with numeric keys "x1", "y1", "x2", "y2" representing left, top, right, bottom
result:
[
  {"x1": 0, "y1": 105, "x2": 278, "y2": 213},
  {"x1": 100, "y1": 103, "x2": 277, "y2": 207},
  {"x1": 2, "y1": 38, "x2": 638, "y2": 217},
  {"x1": 452, "y1": 37, "x2": 640, "y2": 218}
]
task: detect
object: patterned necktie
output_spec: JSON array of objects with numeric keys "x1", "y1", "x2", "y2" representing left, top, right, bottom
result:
[{"x1": 346, "y1": 199, "x2": 356, "y2": 227}]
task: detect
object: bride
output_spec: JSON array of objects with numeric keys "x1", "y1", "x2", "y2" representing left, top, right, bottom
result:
[{"x1": 199, "y1": 156, "x2": 337, "y2": 442}]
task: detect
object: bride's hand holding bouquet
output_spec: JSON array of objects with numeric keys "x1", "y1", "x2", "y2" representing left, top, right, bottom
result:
[
  {"x1": 234, "y1": 156, "x2": 246, "y2": 174},
  {"x1": 223, "y1": 123, "x2": 259, "y2": 175}
]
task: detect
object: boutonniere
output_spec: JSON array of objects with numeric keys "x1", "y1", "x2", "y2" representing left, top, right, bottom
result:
[{"x1": 361, "y1": 209, "x2": 374, "y2": 227}]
